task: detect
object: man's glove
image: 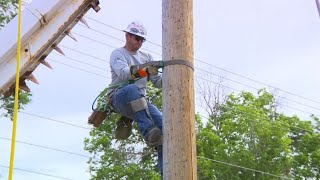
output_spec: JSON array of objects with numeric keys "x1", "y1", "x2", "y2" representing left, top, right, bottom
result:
[
  {"x1": 130, "y1": 65, "x2": 148, "y2": 79},
  {"x1": 147, "y1": 66, "x2": 159, "y2": 76}
]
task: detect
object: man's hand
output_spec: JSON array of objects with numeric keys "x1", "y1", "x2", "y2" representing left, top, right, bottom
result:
[
  {"x1": 130, "y1": 65, "x2": 148, "y2": 78},
  {"x1": 147, "y1": 66, "x2": 159, "y2": 76}
]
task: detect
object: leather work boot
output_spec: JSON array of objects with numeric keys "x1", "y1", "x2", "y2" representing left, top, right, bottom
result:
[
  {"x1": 115, "y1": 116, "x2": 133, "y2": 140},
  {"x1": 88, "y1": 111, "x2": 107, "y2": 127},
  {"x1": 145, "y1": 127, "x2": 162, "y2": 147}
]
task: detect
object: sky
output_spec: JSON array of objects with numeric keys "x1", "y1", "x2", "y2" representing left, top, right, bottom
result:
[{"x1": 1, "y1": 0, "x2": 320, "y2": 179}]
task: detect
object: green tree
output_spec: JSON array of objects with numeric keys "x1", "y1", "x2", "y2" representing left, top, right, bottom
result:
[
  {"x1": 0, "y1": 0, "x2": 32, "y2": 119},
  {"x1": 197, "y1": 89, "x2": 320, "y2": 179}
]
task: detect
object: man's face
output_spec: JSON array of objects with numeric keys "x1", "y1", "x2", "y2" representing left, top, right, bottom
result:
[{"x1": 127, "y1": 33, "x2": 145, "y2": 51}]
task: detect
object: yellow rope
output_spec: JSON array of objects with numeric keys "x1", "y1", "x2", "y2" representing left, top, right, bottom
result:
[{"x1": 8, "y1": 0, "x2": 22, "y2": 179}]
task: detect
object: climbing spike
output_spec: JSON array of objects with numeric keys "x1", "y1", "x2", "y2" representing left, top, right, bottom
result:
[
  {"x1": 25, "y1": 74, "x2": 39, "y2": 84},
  {"x1": 19, "y1": 81, "x2": 31, "y2": 92},
  {"x1": 41, "y1": 59, "x2": 53, "y2": 69},
  {"x1": 79, "y1": 17, "x2": 90, "y2": 28},
  {"x1": 65, "y1": 30, "x2": 78, "y2": 42},
  {"x1": 53, "y1": 45, "x2": 65, "y2": 56}
]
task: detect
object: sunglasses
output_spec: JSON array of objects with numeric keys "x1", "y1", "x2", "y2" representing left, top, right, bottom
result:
[{"x1": 129, "y1": 33, "x2": 146, "y2": 42}]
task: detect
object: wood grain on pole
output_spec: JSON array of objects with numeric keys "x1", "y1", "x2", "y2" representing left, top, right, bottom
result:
[{"x1": 162, "y1": 0, "x2": 197, "y2": 179}]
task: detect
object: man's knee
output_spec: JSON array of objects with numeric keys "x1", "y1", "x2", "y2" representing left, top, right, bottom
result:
[{"x1": 129, "y1": 97, "x2": 148, "y2": 113}]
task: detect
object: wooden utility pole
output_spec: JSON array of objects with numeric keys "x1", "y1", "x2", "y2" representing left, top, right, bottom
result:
[{"x1": 162, "y1": 0, "x2": 197, "y2": 179}]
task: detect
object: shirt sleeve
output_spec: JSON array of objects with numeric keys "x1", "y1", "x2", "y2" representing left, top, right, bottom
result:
[{"x1": 110, "y1": 50, "x2": 132, "y2": 81}]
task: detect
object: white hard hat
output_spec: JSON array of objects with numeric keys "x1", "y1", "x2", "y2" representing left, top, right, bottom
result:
[{"x1": 123, "y1": 21, "x2": 147, "y2": 39}]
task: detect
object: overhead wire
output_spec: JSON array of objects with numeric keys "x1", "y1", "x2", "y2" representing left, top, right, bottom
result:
[
  {"x1": 197, "y1": 67, "x2": 320, "y2": 112},
  {"x1": 60, "y1": 44, "x2": 107, "y2": 62},
  {"x1": 197, "y1": 156, "x2": 292, "y2": 180},
  {"x1": 0, "y1": 165, "x2": 73, "y2": 180},
  {"x1": 15, "y1": 105, "x2": 318, "y2": 145},
  {"x1": 47, "y1": 58, "x2": 109, "y2": 79},
  {"x1": 72, "y1": 31, "x2": 161, "y2": 57},
  {"x1": 51, "y1": 43, "x2": 320, "y2": 117},
  {"x1": 200, "y1": 76, "x2": 317, "y2": 116},
  {"x1": 52, "y1": 52, "x2": 107, "y2": 71},
  {"x1": 1, "y1": 109, "x2": 297, "y2": 179},
  {"x1": 70, "y1": 23, "x2": 320, "y2": 116},
  {"x1": 84, "y1": 16, "x2": 162, "y2": 48},
  {"x1": 81, "y1": 16, "x2": 320, "y2": 105},
  {"x1": 0, "y1": 136, "x2": 291, "y2": 179},
  {"x1": 1, "y1": 112, "x2": 297, "y2": 180},
  {"x1": 0, "y1": 137, "x2": 89, "y2": 158},
  {"x1": 48, "y1": 48, "x2": 320, "y2": 129},
  {"x1": 194, "y1": 76, "x2": 319, "y2": 116}
]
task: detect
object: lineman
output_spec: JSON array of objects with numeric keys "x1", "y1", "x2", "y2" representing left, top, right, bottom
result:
[{"x1": 107, "y1": 21, "x2": 163, "y2": 177}]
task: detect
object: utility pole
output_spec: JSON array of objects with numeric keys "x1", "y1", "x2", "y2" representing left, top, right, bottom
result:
[{"x1": 162, "y1": 0, "x2": 197, "y2": 179}]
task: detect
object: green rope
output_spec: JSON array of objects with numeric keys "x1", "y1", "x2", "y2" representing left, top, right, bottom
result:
[{"x1": 92, "y1": 78, "x2": 139, "y2": 112}]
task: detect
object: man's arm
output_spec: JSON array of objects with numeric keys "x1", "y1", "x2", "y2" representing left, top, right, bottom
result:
[
  {"x1": 110, "y1": 50, "x2": 132, "y2": 81},
  {"x1": 149, "y1": 74, "x2": 162, "y2": 88}
]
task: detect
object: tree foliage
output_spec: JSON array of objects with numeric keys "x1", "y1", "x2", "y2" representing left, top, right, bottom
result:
[
  {"x1": 0, "y1": 0, "x2": 18, "y2": 29},
  {"x1": 85, "y1": 83, "x2": 319, "y2": 179},
  {"x1": 0, "y1": 92, "x2": 32, "y2": 119},
  {"x1": 197, "y1": 89, "x2": 320, "y2": 179}
]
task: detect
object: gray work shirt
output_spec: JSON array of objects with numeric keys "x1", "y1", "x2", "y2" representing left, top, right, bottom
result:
[{"x1": 107, "y1": 47, "x2": 162, "y2": 96}]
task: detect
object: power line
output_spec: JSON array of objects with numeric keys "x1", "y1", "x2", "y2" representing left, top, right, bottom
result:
[
  {"x1": 49, "y1": 43, "x2": 320, "y2": 115},
  {"x1": 60, "y1": 44, "x2": 107, "y2": 62},
  {"x1": 49, "y1": 46, "x2": 320, "y2": 117},
  {"x1": 70, "y1": 25, "x2": 320, "y2": 114},
  {"x1": 73, "y1": 31, "x2": 161, "y2": 57},
  {"x1": 82, "y1": 16, "x2": 320, "y2": 105},
  {"x1": 19, "y1": 110, "x2": 145, "y2": 145},
  {"x1": 0, "y1": 165, "x2": 73, "y2": 180},
  {"x1": 52, "y1": 52, "x2": 107, "y2": 71},
  {"x1": 0, "y1": 136, "x2": 89, "y2": 158},
  {"x1": 194, "y1": 75, "x2": 319, "y2": 117},
  {"x1": 1, "y1": 110, "x2": 315, "y2": 179},
  {"x1": 197, "y1": 156, "x2": 292, "y2": 180},
  {"x1": 20, "y1": 111, "x2": 90, "y2": 130},
  {"x1": 48, "y1": 58, "x2": 109, "y2": 79},
  {"x1": 47, "y1": 46, "x2": 320, "y2": 117},
  {"x1": 77, "y1": 23, "x2": 125, "y2": 43},
  {"x1": 84, "y1": 16, "x2": 162, "y2": 48},
  {"x1": 0, "y1": 137, "x2": 293, "y2": 179},
  {"x1": 0, "y1": 116, "x2": 299, "y2": 180},
  {"x1": 20, "y1": 103, "x2": 316, "y2": 143},
  {"x1": 197, "y1": 68, "x2": 320, "y2": 112}
]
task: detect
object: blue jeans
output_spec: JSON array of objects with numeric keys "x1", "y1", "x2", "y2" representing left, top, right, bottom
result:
[{"x1": 110, "y1": 84, "x2": 163, "y2": 176}]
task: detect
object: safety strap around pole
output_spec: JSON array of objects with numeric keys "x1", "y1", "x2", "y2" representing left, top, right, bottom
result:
[
  {"x1": 139, "y1": 59, "x2": 194, "y2": 70},
  {"x1": 163, "y1": 59, "x2": 194, "y2": 70}
]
